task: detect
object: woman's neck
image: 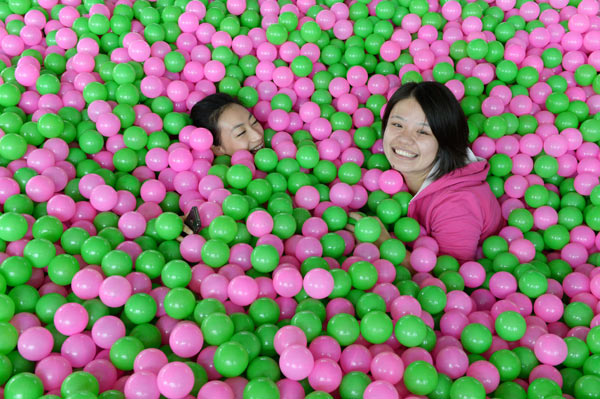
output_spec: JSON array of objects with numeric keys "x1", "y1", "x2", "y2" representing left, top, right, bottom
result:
[{"x1": 402, "y1": 169, "x2": 433, "y2": 195}]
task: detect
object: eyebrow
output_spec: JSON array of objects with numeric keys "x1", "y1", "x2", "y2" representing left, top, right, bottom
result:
[
  {"x1": 232, "y1": 114, "x2": 253, "y2": 132},
  {"x1": 390, "y1": 115, "x2": 429, "y2": 126}
]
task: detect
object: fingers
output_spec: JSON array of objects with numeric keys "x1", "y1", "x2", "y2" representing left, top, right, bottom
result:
[
  {"x1": 344, "y1": 224, "x2": 355, "y2": 233},
  {"x1": 349, "y1": 212, "x2": 363, "y2": 220},
  {"x1": 183, "y1": 225, "x2": 194, "y2": 235}
]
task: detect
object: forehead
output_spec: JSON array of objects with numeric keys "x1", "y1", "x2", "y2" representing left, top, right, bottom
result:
[
  {"x1": 219, "y1": 104, "x2": 250, "y2": 124},
  {"x1": 388, "y1": 98, "x2": 429, "y2": 124},
  {"x1": 389, "y1": 97, "x2": 422, "y2": 116}
]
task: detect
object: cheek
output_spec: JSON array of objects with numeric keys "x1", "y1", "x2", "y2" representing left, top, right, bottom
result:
[
  {"x1": 242, "y1": 135, "x2": 254, "y2": 148},
  {"x1": 233, "y1": 136, "x2": 249, "y2": 149},
  {"x1": 424, "y1": 141, "x2": 439, "y2": 161},
  {"x1": 416, "y1": 139, "x2": 436, "y2": 160},
  {"x1": 223, "y1": 134, "x2": 247, "y2": 152},
  {"x1": 382, "y1": 139, "x2": 393, "y2": 155},
  {"x1": 382, "y1": 134, "x2": 394, "y2": 148}
]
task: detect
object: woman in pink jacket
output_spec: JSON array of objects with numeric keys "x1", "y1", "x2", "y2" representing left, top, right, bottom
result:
[{"x1": 350, "y1": 81, "x2": 502, "y2": 264}]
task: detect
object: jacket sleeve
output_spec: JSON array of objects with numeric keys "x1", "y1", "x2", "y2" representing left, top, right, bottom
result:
[{"x1": 427, "y1": 192, "x2": 484, "y2": 263}]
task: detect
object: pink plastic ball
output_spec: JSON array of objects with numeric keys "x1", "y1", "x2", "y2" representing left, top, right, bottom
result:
[
  {"x1": 25, "y1": 175, "x2": 55, "y2": 202},
  {"x1": 90, "y1": 184, "x2": 118, "y2": 212},
  {"x1": 246, "y1": 210, "x2": 273, "y2": 237},
  {"x1": 364, "y1": 381, "x2": 399, "y2": 399},
  {"x1": 198, "y1": 381, "x2": 234, "y2": 399},
  {"x1": 35, "y1": 355, "x2": 72, "y2": 391},
  {"x1": 410, "y1": 247, "x2": 437, "y2": 273},
  {"x1": 118, "y1": 211, "x2": 147, "y2": 240},
  {"x1": 534, "y1": 294, "x2": 564, "y2": 323},
  {"x1": 15, "y1": 63, "x2": 40, "y2": 87},
  {"x1": 274, "y1": 325, "x2": 307, "y2": 355},
  {"x1": 204, "y1": 60, "x2": 226, "y2": 82},
  {"x1": 156, "y1": 362, "x2": 194, "y2": 399},
  {"x1": 47, "y1": 194, "x2": 76, "y2": 222},
  {"x1": 140, "y1": 179, "x2": 167, "y2": 203},
  {"x1": 169, "y1": 321, "x2": 204, "y2": 358},
  {"x1": 55, "y1": 28, "x2": 78, "y2": 49},
  {"x1": 378, "y1": 169, "x2": 404, "y2": 194},
  {"x1": 534, "y1": 334, "x2": 568, "y2": 365},
  {"x1": 54, "y1": 303, "x2": 89, "y2": 336},
  {"x1": 280, "y1": 345, "x2": 315, "y2": 381},
  {"x1": 71, "y1": 268, "x2": 103, "y2": 300},
  {"x1": 370, "y1": 351, "x2": 404, "y2": 384},
  {"x1": 227, "y1": 275, "x2": 259, "y2": 306},
  {"x1": 136, "y1": 352, "x2": 168, "y2": 379},
  {"x1": 124, "y1": 371, "x2": 160, "y2": 399},
  {"x1": 442, "y1": 1, "x2": 462, "y2": 20},
  {"x1": 309, "y1": 118, "x2": 332, "y2": 140},
  {"x1": 435, "y1": 346, "x2": 469, "y2": 379},
  {"x1": 91, "y1": 315, "x2": 126, "y2": 349},
  {"x1": 129, "y1": 40, "x2": 151, "y2": 62},
  {"x1": 18, "y1": 326, "x2": 53, "y2": 361},
  {"x1": 99, "y1": 275, "x2": 132, "y2": 308},
  {"x1": 467, "y1": 361, "x2": 500, "y2": 393},
  {"x1": 272, "y1": 267, "x2": 303, "y2": 298},
  {"x1": 308, "y1": 358, "x2": 342, "y2": 393},
  {"x1": 303, "y1": 268, "x2": 334, "y2": 299},
  {"x1": 61, "y1": 333, "x2": 96, "y2": 368}
]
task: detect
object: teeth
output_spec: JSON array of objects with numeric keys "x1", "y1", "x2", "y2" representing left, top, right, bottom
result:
[{"x1": 394, "y1": 148, "x2": 417, "y2": 158}]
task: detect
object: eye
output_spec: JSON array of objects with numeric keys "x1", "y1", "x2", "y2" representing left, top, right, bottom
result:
[
  {"x1": 252, "y1": 119, "x2": 259, "y2": 126},
  {"x1": 392, "y1": 123, "x2": 403, "y2": 128},
  {"x1": 237, "y1": 131, "x2": 246, "y2": 137}
]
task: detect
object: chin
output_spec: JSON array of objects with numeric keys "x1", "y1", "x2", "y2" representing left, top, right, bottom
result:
[{"x1": 390, "y1": 164, "x2": 405, "y2": 173}]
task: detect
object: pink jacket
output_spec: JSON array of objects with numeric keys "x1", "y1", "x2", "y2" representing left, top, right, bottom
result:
[{"x1": 407, "y1": 160, "x2": 503, "y2": 263}]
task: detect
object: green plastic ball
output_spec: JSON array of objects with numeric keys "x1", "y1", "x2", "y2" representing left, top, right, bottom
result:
[
  {"x1": 403, "y1": 361, "x2": 439, "y2": 396},
  {"x1": 495, "y1": 311, "x2": 526, "y2": 341}
]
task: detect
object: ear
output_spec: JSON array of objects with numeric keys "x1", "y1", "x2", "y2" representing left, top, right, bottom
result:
[{"x1": 212, "y1": 145, "x2": 226, "y2": 156}]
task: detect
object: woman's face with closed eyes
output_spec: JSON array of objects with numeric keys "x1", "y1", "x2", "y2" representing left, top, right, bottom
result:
[{"x1": 213, "y1": 104, "x2": 265, "y2": 156}]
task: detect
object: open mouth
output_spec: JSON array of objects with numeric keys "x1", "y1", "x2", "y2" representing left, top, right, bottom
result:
[
  {"x1": 250, "y1": 143, "x2": 264, "y2": 154},
  {"x1": 393, "y1": 147, "x2": 418, "y2": 158}
]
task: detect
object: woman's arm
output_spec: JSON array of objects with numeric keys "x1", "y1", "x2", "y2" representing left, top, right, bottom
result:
[
  {"x1": 345, "y1": 212, "x2": 413, "y2": 271},
  {"x1": 345, "y1": 212, "x2": 391, "y2": 247}
]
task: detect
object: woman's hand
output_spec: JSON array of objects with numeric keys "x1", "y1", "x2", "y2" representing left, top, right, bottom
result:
[
  {"x1": 400, "y1": 249, "x2": 415, "y2": 274},
  {"x1": 345, "y1": 212, "x2": 392, "y2": 247}
]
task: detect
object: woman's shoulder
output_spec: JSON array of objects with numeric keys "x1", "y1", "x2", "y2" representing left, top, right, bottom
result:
[
  {"x1": 417, "y1": 161, "x2": 492, "y2": 201},
  {"x1": 412, "y1": 167, "x2": 500, "y2": 220}
]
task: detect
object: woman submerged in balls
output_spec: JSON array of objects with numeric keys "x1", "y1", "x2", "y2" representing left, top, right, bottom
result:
[
  {"x1": 349, "y1": 81, "x2": 503, "y2": 263},
  {"x1": 182, "y1": 92, "x2": 265, "y2": 235},
  {"x1": 191, "y1": 92, "x2": 265, "y2": 156}
]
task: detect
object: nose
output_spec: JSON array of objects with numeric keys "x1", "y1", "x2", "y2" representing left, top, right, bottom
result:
[
  {"x1": 395, "y1": 131, "x2": 416, "y2": 145},
  {"x1": 249, "y1": 127, "x2": 263, "y2": 142}
]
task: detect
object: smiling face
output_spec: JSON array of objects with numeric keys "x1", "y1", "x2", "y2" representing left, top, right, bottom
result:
[
  {"x1": 383, "y1": 97, "x2": 439, "y2": 186},
  {"x1": 213, "y1": 104, "x2": 264, "y2": 156}
]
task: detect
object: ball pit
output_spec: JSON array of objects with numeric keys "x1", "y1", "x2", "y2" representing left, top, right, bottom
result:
[{"x1": 0, "y1": 0, "x2": 598, "y2": 398}]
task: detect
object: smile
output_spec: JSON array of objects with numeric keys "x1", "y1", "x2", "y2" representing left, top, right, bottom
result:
[
  {"x1": 250, "y1": 143, "x2": 264, "y2": 153},
  {"x1": 393, "y1": 148, "x2": 418, "y2": 158}
]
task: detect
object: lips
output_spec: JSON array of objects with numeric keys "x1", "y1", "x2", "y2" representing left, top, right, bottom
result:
[
  {"x1": 393, "y1": 147, "x2": 418, "y2": 158},
  {"x1": 250, "y1": 143, "x2": 264, "y2": 154}
]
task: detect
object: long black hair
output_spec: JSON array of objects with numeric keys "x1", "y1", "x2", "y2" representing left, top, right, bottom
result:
[
  {"x1": 190, "y1": 93, "x2": 243, "y2": 146},
  {"x1": 381, "y1": 81, "x2": 470, "y2": 180}
]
